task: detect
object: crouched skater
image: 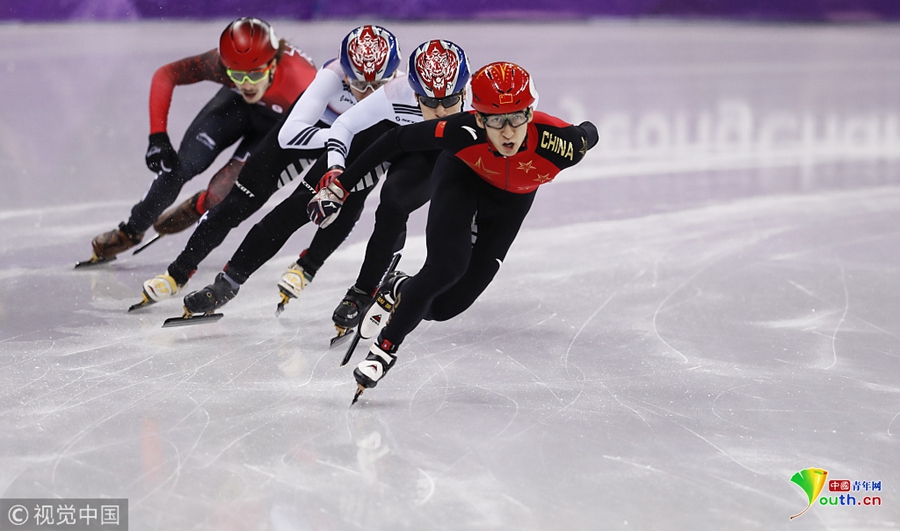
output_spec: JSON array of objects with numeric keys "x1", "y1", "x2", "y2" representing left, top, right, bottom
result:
[
  {"x1": 307, "y1": 61, "x2": 599, "y2": 402},
  {"x1": 84, "y1": 18, "x2": 316, "y2": 265}
]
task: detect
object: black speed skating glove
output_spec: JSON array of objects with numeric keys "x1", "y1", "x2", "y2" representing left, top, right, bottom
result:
[
  {"x1": 145, "y1": 132, "x2": 178, "y2": 173},
  {"x1": 578, "y1": 121, "x2": 599, "y2": 151}
]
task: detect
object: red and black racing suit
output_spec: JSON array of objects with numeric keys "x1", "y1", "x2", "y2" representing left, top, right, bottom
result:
[{"x1": 335, "y1": 110, "x2": 599, "y2": 348}]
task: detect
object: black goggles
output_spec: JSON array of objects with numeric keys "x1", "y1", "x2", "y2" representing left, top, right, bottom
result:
[
  {"x1": 480, "y1": 109, "x2": 530, "y2": 129},
  {"x1": 417, "y1": 93, "x2": 463, "y2": 109}
]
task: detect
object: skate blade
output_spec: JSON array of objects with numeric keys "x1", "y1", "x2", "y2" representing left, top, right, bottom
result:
[
  {"x1": 132, "y1": 233, "x2": 162, "y2": 256},
  {"x1": 351, "y1": 383, "x2": 366, "y2": 406},
  {"x1": 75, "y1": 255, "x2": 117, "y2": 269},
  {"x1": 162, "y1": 309, "x2": 224, "y2": 328},
  {"x1": 275, "y1": 291, "x2": 292, "y2": 317},
  {"x1": 127, "y1": 292, "x2": 154, "y2": 312},
  {"x1": 339, "y1": 331, "x2": 363, "y2": 366},
  {"x1": 329, "y1": 326, "x2": 353, "y2": 348}
]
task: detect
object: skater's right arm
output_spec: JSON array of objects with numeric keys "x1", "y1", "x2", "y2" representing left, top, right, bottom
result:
[
  {"x1": 148, "y1": 50, "x2": 227, "y2": 135},
  {"x1": 324, "y1": 83, "x2": 397, "y2": 170},
  {"x1": 146, "y1": 50, "x2": 226, "y2": 173},
  {"x1": 277, "y1": 63, "x2": 347, "y2": 151}
]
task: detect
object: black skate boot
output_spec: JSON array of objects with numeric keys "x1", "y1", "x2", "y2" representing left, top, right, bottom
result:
[
  {"x1": 183, "y1": 272, "x2": 239, "y2": 314},
  {"x1": 352, "y1": 338, "x2": 398, "y2": 404},
  {"x1": 333, "y1": 286, "x2": 374, "y2": 331},
  {"x1": 153, "y1": 191, "x2": 204, "y2": 235},
  {"x1": 90, "y1": 222, "x2": 144, "y2": 260},
  {"x1": 337, "y1": 254, "x2": 403, "y2": 362},
  {"x1": 358, "y1": 270, "x2": 408, "y2": 340},
  {"x1": 329, "y1": 286, "x2": 374, "y2": 345}
]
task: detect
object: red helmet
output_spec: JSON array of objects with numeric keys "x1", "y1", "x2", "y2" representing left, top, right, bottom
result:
[
  {"x1": 219, "y1": 18, "x2": 279, "y2": 71},
  {"x1": 470, "y1": 61, "x2": 536, "y2": 114}
]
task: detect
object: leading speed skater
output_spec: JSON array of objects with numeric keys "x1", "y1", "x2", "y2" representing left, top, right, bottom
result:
[{"x1": 307, "y1": 61, "x2": 599, "y2": 400}]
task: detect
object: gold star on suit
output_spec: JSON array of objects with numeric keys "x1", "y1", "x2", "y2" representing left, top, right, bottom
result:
[
  {"x1": 517, "y1": 160, "x2": 536, "y2": 174},
  {"x1": 468, "y1": 157, "x2": 500, "y2": 176}
]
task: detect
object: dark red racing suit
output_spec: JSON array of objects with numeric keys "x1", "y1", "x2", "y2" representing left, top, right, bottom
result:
[
  {"x1": 128, "y1": 46, "x2": 317, "y2": 232},
  {"x1": 336, "y1": 110, "x2": 599, "y2": 347}
]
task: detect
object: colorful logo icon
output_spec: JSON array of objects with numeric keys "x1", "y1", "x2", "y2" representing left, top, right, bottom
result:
[{"x1": 790, "y1": 467, "x2": 828, "y2": 519}]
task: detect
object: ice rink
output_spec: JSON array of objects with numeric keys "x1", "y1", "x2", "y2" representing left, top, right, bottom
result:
[{"x1": 1, "y1": 20, "x2": 899, "y2": 530}]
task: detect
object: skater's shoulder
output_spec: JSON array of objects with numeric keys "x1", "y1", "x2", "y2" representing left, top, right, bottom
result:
[
  {"x1": 322, "y1": 59, "x2": 345, "y2": 77},
  {"x1": 154, "y1": 49, "x2": 225, "y2": 84},
  {"x1": 429, "y1": 111, "x2": 483, "y2": 141},
  {"x1": 278, "y1": 42, "x2": 316, "y2": 69},
  {"x1": 530, "y1": 111, "x2": 575, "y2": 130},
  {"x1": 380, "y1": 75, "x2": 414, "y2": 105}
]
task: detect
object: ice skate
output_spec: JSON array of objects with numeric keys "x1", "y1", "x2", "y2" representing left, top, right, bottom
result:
[
  {"x1": 161, "y1": 307, "x2": 225, "y2": 328},
  {"x1": 351, "y1": 339, "x2": 398, "y2": 404},
  {"x1": 275, "y1": 261, "x2": 313, "y2": 316},
  {"x1": 153, "y1": 191, "x2": 204, "y2": 235},
  {"x1": 358, "y1": 270, "x2": 408, "y2": 340},
  {"x1": 183, "y1": 272, "x2": 239, "y2": 314},
  {"x1": 341, "y1": 273, "x2": 405, "y2": 364},
  {"x1": 339, "y1": 254, "x2": 402, "y2": 366},
  {"x1": 78, "y1": 222, "x2": 144, "y2": 267},
  {"x1": 75, "y1": 255, "x2": 117, "y2": 268},
  {"x1": 330, "y1": 286, "x2": 374, "y2": 346},
  {"x1": 129, "y1": 271, "x2": 182, "y2": 311},
  {"x1": 160, "y1": 273, "x2": 233, "y2": 327}
]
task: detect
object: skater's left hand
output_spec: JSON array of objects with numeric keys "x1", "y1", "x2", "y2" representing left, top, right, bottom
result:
[
  {"x1": 578, "y1": 121, "x2": 599, "y2": 151},
  {"x1": 307, "y1": 180, "x2": 348, "y2": 228}
]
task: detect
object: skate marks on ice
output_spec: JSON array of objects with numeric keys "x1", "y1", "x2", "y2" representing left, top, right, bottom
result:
[
  {"x1": 3, "y1": 186, "x2": 900, "y2": 528},
  {"x1": 483, "y1": 187, "x2": 900, "y2": 525}
]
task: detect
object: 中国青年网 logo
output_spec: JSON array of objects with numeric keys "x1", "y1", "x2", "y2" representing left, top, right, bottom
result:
[{"x1": 789, "y1": 467, "x2": 883, "y2": 520}]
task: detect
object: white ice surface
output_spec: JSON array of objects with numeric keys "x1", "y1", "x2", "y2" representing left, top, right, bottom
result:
[{"x1": 1, "y1": 20, "x2": 899, "y2": 530}]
